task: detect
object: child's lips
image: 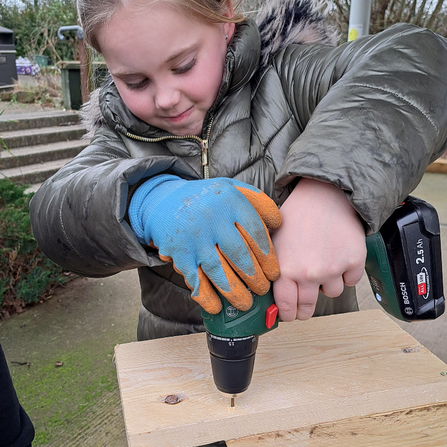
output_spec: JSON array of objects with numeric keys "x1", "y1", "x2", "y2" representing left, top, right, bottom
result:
[{"x1": 163, "y1": 107, "x2": 194, "y2": 122}]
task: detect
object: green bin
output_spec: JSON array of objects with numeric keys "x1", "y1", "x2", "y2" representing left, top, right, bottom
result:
[
  {"x1": 60, "y1": 61, "x2": 108, "y2": 109},
  {"x1": 60, "y1": 61, "x2": 82, "y2": 110},
  {"x1": 35, "y1": 55, "x2": 49, "y2": 68}
]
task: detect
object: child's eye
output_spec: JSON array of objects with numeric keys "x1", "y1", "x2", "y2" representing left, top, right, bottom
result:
[
  {"x1": 126, "y1": 79, "x2": 149, "y2": 91},
  {"x1": 173, "y1": 58, "x2": 197, "y2": 75}
]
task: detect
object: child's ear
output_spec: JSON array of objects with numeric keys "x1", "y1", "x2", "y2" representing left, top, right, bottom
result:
[
  {"x1": 221, "y1": 1, "x2": 236, "y2": 44},
  {"x1": 222, "y1": 21, "x2": 236, "y2": 44}
]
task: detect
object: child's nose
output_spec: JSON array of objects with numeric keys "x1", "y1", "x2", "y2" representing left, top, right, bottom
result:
[{"x1": 154, "y1": 84, "x2": 181, "y2": 110}]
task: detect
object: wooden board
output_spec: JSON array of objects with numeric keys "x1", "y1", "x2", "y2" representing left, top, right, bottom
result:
[
  {"x1": 426, "y1": 158, "x2": 447, "y2": 174},
  {"x1": 114, "y1": 310, "x2": 447, "y2": 446},
  {"x1": 227, "y1": 403, "x2": 447, "y2": 446}
]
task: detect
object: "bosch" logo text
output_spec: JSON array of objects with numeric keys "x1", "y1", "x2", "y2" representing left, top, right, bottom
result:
[{"x1": 400, "y1": 282, "x2": 410, "y2": 305}]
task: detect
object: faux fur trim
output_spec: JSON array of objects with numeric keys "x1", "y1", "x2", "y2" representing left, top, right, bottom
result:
[
  {"x1": 79, "y1": 86, "x2": 103, "y2": 139},
  {"x1": 256, "y1": 0, "x2": 338, "y2": 70}
]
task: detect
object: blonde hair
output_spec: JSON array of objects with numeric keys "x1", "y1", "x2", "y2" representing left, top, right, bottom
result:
[{"x1": 77, "y1": 0, "x2": 246, "y2": 52}]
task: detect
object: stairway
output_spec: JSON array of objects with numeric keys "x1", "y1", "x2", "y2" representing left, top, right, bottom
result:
[{"x1": 0, "y1": 109, "x2": 88, "y2": 193}]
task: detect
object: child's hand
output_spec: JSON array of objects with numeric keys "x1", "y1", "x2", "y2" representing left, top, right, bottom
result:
[
  {"x1": 129, "y1": 175, "x2": 282, "y2": 314},
  {"x1": 271, "y1": 178, "x2": 366, "y2": 321}
]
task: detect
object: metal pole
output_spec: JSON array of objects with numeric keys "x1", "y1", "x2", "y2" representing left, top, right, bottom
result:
[
  {"x1": 77, "y1": 39, "x2": 91, "y2": 104},
  {"x1": 348, "y1": 0, "x2": 372, "y2": 41}
]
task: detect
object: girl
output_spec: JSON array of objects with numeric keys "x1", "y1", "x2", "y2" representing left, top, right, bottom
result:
[{"x1": 30, "y1": 0, "x2": 447, "y2": 340}]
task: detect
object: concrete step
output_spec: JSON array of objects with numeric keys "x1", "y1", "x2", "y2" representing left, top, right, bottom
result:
[
  {"x1": 0, "y1": 107, "x2": 88, "y2": 190},
  {"x1": 1, "y1": 157, "x2": 74, "y2": 185},
  {"x1": 0, "y1": 110, "x2": 80, "y2": 132},
  {"x1": 0, "y1": 139, "x2": 87, "y2": 170},
  {"x1": 0, "y1": 124, "x2": 86, "y2": 149}
]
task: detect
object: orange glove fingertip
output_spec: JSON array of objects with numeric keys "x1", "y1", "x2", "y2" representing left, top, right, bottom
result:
[
  {"x1": 191, "y1": 294, "x2": 222, "y2": 314},
  {"x1": 193, "y1": 267, "x2": 223, "y2": 314},
  {"x1": 166, "y1": 260, "x2": 223, "y2": 314},
  {"x1": 217, "y1": 280, "x2": 253, "y2": 311},
  {"x1": 235, "y1": 186, "x2": 282, "y2": 229},
  {"x1": 234, "y1": 223, "x2": 280, "y2": 282}
]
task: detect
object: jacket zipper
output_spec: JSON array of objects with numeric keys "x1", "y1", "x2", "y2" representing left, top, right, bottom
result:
[
  {"x1": 201, "y1": 118, "x2": 213, "y2": 179},
  {"x1": 125, "y1": 117, "x2": 214, "y2": 179}
]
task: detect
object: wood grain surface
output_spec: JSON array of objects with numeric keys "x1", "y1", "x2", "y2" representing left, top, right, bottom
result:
[{"x1": 114, "y1": 309, "x2": 447, "y2": 447}]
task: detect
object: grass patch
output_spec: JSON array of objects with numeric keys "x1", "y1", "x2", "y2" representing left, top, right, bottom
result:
[{"x1": 10, "y1": 345, "x2": 119, "y2": 445}]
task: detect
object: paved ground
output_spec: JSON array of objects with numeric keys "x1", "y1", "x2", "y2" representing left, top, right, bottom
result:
[
  {"x1": 0, "y1": 271, "x2": 141, "y2": 447},
  {"x1": 0, "y1": 100, "x2": 64, "y2": 116},
  {"x1": 1, "y1": 101, "x2": 446, "y2": 446}
]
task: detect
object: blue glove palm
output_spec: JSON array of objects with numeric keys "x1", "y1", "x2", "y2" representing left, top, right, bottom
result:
[{"x1": 129, "y1": 174, "x2": 282, "y2": 314}]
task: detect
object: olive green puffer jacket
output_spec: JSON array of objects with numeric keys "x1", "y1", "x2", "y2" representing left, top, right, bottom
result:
[{"x1": 29, "y1": 19, "x2": 447, "y2": 339}]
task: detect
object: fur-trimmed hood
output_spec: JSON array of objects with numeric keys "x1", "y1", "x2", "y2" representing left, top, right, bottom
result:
[
  {"x1": 80, "y1": 0, "x2": 337, "y2": 138},
  {"x1": 256, "y1": 0, "x2": 337, "y2": 69}
]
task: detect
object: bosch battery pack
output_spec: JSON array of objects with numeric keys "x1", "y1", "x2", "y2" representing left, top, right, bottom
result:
[{"x1": 365, "y1": 196, "x2": 445, "y2": 322}]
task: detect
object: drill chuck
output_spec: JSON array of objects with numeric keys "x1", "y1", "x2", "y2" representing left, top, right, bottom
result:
[{"x1": 206, "y1": 333, "x2": 258, "y2": 396}]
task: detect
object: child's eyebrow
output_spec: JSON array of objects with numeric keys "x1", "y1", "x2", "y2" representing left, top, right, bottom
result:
[
  {"x1": 165, "y1": 42, "x2": 199, "y2": 63},
  {"x1": 111, "y1": 68, "x2": 140, "y2": 77}
]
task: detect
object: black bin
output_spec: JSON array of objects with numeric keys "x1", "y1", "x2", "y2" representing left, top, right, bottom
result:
[{"x1": 0, "y1": 26, "x2": 18, "y2": 87}]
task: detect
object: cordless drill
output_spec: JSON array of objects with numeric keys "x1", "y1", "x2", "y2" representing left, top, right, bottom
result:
[{"x1": 202, "y1": 196, "x2": 445, "y2": 403}]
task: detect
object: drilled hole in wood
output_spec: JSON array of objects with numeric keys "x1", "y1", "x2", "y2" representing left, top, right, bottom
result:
[
  {"x1": 402, "y1": 347, "x2": 419, "y2": 353},
  {"x1": 164, "y1": 394, "x2": 183, "y2": 405}
]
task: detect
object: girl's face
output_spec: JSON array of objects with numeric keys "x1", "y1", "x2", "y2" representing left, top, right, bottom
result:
[{"x1": 96, "y1": 2, "x2": 235, "y2": 137}]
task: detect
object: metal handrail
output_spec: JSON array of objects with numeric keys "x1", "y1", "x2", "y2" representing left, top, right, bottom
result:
[{"x1": 57, "y1": 26, "x2": 84, "y2": 41}]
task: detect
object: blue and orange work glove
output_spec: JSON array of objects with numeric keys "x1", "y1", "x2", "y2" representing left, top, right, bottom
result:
[{"x1": 128, "y1": 174, "x2": 282, "y2": 314}]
